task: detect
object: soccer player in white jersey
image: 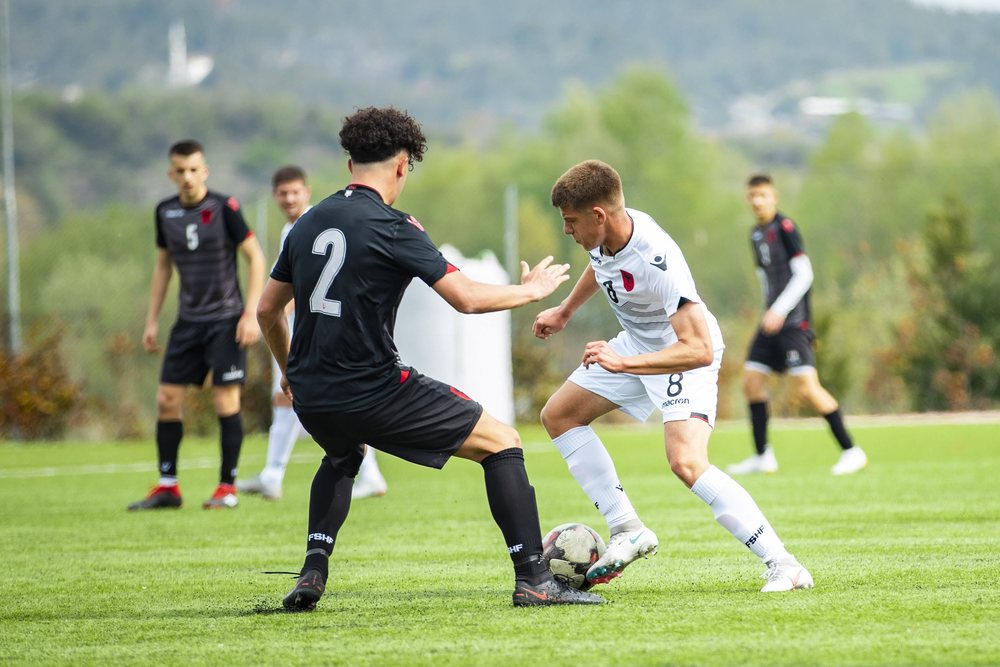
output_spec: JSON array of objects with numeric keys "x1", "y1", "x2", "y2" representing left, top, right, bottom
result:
[
  {"x1": 534, "y1": 160, "x2": 813, "y2": 592},
  {"x1": 239, "y1": 166, "x2": 388, "y2": 500}
]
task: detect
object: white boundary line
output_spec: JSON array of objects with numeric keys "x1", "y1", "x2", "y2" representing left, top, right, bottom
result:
[
  {"x1": 0, "y1": 453, "x2": 318, "y2": 480},
  {"x1": 2, "y1": 412, "x2": 998, "y2": 479}
]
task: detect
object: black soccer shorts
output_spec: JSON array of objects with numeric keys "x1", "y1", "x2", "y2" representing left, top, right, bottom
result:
[
  {"x1": 295, "y1": 367, "x2": 484, "y2": 477},
  {"x1": 160, "y1": 316, "x2": 246, "y2": 386},
  {"x1": 746, "y1": 324, "x2": 817, "y2": 374}
]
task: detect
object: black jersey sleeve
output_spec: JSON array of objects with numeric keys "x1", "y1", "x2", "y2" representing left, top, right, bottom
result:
[
  {"x1": 391, "y1": 214, "x2": 450, "y2": 285},
  {"x1": 154, "y1": 204, "x2": 167, "y2": 249},
  {"x1": 271, "y1": 233, "x2": 292, "y2": 283},
  {"x1": 221, "y1": 195, "x2": 252, "y2": 246},
  {"x1": 777, "y1": 217, "x2": 807, "y2": 258}
]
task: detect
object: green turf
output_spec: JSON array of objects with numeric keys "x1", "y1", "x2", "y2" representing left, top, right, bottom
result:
[{"x1": 1, "y1": 420, "x2": 999, "y2": 666}]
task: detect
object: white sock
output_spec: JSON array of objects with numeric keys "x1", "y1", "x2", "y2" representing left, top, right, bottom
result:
[
  {"x1": 261, "y1": 406, "x2": 301, "y2": 486},
  {"x1": 356, "y1": 447, "x2": 386, "y2": 486},
  {"x1": 158, "y1": 476, "x2": 178, "y2": 487},
  {"x1": 691, "y1": 465, "x2": 790, "y2": 563},
  {"x1": 553, "y1": 426, "x2": 639, "y2": 530}
]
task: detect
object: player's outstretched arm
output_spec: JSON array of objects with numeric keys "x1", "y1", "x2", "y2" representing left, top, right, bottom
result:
[
  {"x1": 584, "y1": 300, "x2": 714, "y2": 375},
  {"x1": 257, "y1": 278, "x2": 295, "y2": 398},
  {"x1": 533, "y1": 264, "x2": 599, "y2": 340},
  {"x1": 143, "y1": 249, "x2": 174, "y2": 354},
  {"x1": 432, "y1": 255, "x2": 570, "y2": 314}
]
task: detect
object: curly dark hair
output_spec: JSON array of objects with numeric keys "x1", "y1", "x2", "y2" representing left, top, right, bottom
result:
[{"x1": 339, "y1": 107, "x2": 427, "y2": 167}]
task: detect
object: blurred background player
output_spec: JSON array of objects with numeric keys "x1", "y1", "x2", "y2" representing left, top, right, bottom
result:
[
  {"x1": 259, "y1": 106, "x2": 602, "y2": 610},
  {"x1": 727, "y1": 174, "x2": 868, "y2": 476},
  {"x1": 238, "y1": 165, "x2": 388, "y2": 501},
  {"x1": 128, "y1": 140, "x2": 267, "y2": 511},
  {"x1": 535, "y1": 160, "x2": 812, "y2": 592}
]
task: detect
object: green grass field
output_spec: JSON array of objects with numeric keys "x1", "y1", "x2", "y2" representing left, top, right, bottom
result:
[{"x1": 2, "y1": 419, "x2": 999, "y2": 666}]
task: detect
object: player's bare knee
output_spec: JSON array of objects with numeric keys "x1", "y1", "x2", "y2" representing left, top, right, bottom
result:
[
  {"x1": 155, "y1": 388, "x2": 182, "y2": 419},
  {"x1": 742, "y1": 374, "x2": 765, "y2": 401},
  {"x1": 539, "y1": 400, "x2": 562, "y2": 437},
  {"x1": 669, "y1": 456, "x2": 706, "y2": 487}
]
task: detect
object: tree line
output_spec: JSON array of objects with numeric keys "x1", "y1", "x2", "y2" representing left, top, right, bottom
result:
[{"x1": 2, "y1": 69, "x2": 999, "y2": 439}]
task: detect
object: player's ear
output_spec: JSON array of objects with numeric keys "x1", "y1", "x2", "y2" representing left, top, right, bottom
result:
[{"x1": 347, "y1": 159, "x2": 354, "y2": 174}]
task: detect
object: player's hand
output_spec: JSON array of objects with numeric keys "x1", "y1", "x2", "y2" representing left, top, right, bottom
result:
[
  {"x1": 280, "y1": 375, "x2": 293, "y2": 401},
  {"x1": 142, "y1": 323, "x2": 159, "y2": 354},
  {"x1": 533, "y1": 305, "x2": 570, "y2": 340},
  {"x1": 520, "y1": 256, "x2": 571, "y2": 301},
  {"x1": 235, "y1": 312, "x2": 261, "y2": 348},
  {"x1": 761, "y1": 309, "x2": 785, "y2": 335},
  {"x1": 582, "y1": 340, "x2": 628, "y2": 373}
]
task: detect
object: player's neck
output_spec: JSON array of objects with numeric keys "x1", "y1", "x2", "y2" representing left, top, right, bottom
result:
[
  {"x1": 179, "y1": 187, "x2": 208, "y2": 207},
  {"x1": 755, "y1": 210, "x2": 778, "y2": 226},
  {"x1": 601, "y1": 211, "x2": 634, "y2": 257}
]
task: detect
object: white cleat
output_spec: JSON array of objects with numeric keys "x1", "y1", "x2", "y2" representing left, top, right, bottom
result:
[
  {"x1": 831, "y1": 447, "x2": 868, "y2": 476},
  {"x1": 760, "y1": 558, "x2": 814, "y2": 592},
  {"x1": 351, "y1": 477, "x2": 387, "y2": 500},
  {"x1": 236, "y1": 474, "x2": 283, "y2": 500},
  {"x1": 585, "y1": 526, "x2": 659, "y2": 585},
  {"x1": 726, "y1": 448, "x2": 778, "y2": 475}
]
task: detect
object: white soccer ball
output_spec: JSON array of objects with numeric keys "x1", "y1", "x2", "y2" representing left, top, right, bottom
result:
[{"x1": 542, "y1": 522, "x2": 606, "y2": 590}]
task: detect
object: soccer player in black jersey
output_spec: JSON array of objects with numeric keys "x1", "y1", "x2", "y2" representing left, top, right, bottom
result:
[
  {"x1": 727, "y1": 175, "x2": 867, "y2": 476},
  {"x1": 257, "y1": 107, "x2": 603, "y2": 609},
  {"x1": 128, "y1": 140, "x2": 267, "y2": 511}
]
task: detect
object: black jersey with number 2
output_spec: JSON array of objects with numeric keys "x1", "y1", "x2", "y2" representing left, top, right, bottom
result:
[
  {"x1": 271, "y1": 184, "x2": 452, "y2": 412},
  {"x1": 749, "y1": 212, "x2": 810, "y2": 329}
]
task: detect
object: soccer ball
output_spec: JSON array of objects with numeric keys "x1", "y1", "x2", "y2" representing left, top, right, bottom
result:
[{"x1": 542, "y1": 523, "x2": 606, "y2": 590}]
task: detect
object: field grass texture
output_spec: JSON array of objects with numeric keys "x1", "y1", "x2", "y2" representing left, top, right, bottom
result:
[{"x1": 1, "y1": 419, "x2": 998, "y2": 666}]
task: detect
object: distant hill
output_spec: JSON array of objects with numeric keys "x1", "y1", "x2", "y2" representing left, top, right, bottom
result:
[{"x1": 8, "y1": 0, "x2": 1000, "y2": 133}]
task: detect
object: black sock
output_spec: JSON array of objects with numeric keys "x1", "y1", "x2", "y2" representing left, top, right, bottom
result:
[
  {"x1": 218, "y1": 413, "x2": 243, "y2": 485},
  {"x1": 303, "y1": 457, "x2": 353, "y2": 580},
  {"x1": 823, "y1": 409, "x2": 854, "y2": 451},
  {"x1": 156, "y1": 420, "x2": 182, "y2": 478},
  {"x1": 481, "y1": 448, "x2": 548, "y2": 583},
  {"x1": 749, "y1": 402, "x2": 769, "y2": 455}
]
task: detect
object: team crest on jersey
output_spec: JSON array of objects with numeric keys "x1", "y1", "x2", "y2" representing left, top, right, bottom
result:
[
  {"x1": 200, "y1": 208, "x2": 212, "y2": 225},
  {"x1": 226, "y1": 196, "x2": 241, "y2": 212},
  {"x1": 406, "y1": 215, "x2": 425, "y2": 232},
  {"x1": 621, "y1": 270, "x2": 635, "y2": 292},
  {"x1": 650, "y1": 254, "x2": 667, "y2": 271},
  {"x1": 767, "y1": 228, "x2": 777, "y2": 243}
]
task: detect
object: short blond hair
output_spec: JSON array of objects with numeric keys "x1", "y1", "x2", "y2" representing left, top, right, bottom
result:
[{"x1": 551, "y1": 160, "x2": 624, "y2": 211}]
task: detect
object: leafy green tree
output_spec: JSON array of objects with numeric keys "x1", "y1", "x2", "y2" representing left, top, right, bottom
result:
[{"x1": 890, "y1": 197, "x2": 1000, "y2": 410}]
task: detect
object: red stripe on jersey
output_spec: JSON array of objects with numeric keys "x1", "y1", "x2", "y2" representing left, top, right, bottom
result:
[
  {"x1": 406, "y1": 215, "x2": 425, "y2": 232},
  {"x1": 799, "y1": 320, "x2": 810, "y2": 330},
  {"x1": 450, "y1": 386, "x2": 471, "y2": 400},
  {"x1": 244, "y1": 230, "x2": 255, "y2": 240},
  {"x1": 226, "y1": 196, "x2": 241, "y2": 212},
  {"x1": 400, "y1": 369, "x2": 411, "y2": 383},
  {"x1": 445, "y1": 263, "x2": 459, "y2": 274},
  {"x1": 781, "y1": 218, "x2": 795, "y2": 232}
]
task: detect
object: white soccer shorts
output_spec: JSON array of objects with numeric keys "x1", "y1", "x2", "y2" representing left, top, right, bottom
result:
[{"x1": 568, "y1": 330, "x2": 723, "y2": 426}]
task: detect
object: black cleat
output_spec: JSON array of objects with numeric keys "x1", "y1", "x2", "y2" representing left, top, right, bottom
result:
[
  {"x1": 283, "y1": 569, "x2": 326, "y2": 611},
  {"x1": 513, "y1": 577, "x2": 605, "y2": 607},
  {"x1": 127, "y1": 485, "x2": 182, "y2": 511}
]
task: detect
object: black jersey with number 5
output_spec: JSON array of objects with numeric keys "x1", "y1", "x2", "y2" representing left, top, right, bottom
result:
[
  {"x1": 271, "y1": 184, "x2": 453, "y2": 412},
  {"x1": 155, "y1": 191, "x2": 252, "y2": 322},
  {"x1": 749, "y1": 212, "x2": 810, "y2": 329}
]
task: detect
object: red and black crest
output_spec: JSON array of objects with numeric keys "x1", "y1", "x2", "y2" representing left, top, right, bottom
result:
[
  {"x1": 621, "y1": 270, "x2": 635, "y2": 292},
  {"x1": 200, "y1": 208, "x2": 212, "y2": 225}
]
